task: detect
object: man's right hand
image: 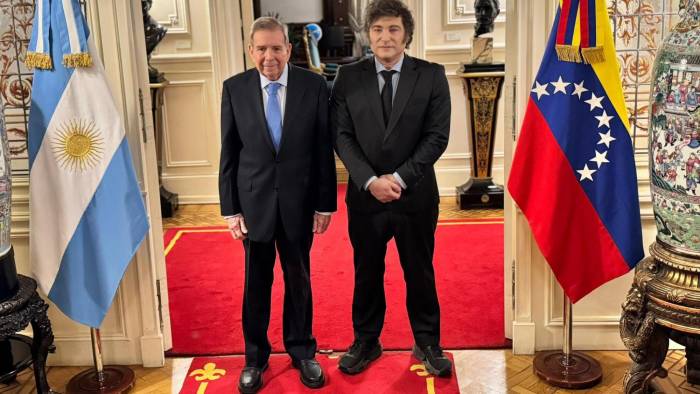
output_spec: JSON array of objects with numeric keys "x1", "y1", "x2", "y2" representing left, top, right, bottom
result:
[
  {"x1": 226, "y1": 215, "x2": 248, "y2": 240},
  {"x1": 368, "y1": 177, "x2": 401, "y2": 203}
]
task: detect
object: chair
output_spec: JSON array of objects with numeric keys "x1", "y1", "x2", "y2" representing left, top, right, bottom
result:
[{"x1": 302, "y1": 23, "x2": 338, "y2": 79}]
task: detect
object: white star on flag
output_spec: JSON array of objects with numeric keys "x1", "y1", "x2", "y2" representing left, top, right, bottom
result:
[
  {"x1": 577, "y1": 164, "x2": 597, "y2": 181},
  {"x1": 595, "y1": 110, "x2": 614, "y2": 128},
  {"x1": 551, "y1": 76, "x2": 570, "y2": 94},
  {"x1": 585, "y1": 93, "x2": 604, "y2": 111},
  {"x1": 597, "y1": 130, "x2": 616, "y2": 147},
  {"x1": 572, "y1": 81, "x2": 588, "y2": 99},
  {"x1": 531, "y1": 81, "x2": 550, "y2": 100},
  {"x1": 589, "y1": 150, "x2": 610, "y2": 168}
]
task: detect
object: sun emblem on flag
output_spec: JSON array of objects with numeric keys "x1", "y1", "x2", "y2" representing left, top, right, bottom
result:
[{"x1": 52, "y1": 119, "x2": 104, "y2": 171}]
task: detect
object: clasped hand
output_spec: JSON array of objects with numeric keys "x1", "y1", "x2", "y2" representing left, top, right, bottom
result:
[
  {"x1": 227, "y1": 213, "x2": 332, "y2": 240},
  {"x1": 369, "y1": 174, "x2": 403, "y2": 203}
]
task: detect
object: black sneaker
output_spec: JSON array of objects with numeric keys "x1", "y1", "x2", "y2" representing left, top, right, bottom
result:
[
  {"x1": 338, "y1": 340, "x2": 382, "y2": 375},
  {"x1": 413, "y1": 344, "x2": 452, "y2": 377}
]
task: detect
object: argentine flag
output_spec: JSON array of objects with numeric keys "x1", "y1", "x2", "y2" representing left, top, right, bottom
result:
[{"x1": 27, "y1": 0, "x2": 149, "y2": 327}]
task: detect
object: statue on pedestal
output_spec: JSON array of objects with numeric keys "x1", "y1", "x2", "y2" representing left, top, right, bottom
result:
[
  {"x1": 454, "y1": 0, "x2": 504, "y2": 209},
  {"x1": 472, "y1": 0, "x2": 500, "y2": 64},
  {"x1": 142, "y1": 0, "x2": 167, "y2": 83}
]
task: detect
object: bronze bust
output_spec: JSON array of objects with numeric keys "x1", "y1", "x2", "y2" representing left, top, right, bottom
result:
[
  {"x1": 142, "y1": 0, "x2": 167, "y2": 82},
  {"x1": 474, "y1": 0, "x2": 500, "y2": 37}
]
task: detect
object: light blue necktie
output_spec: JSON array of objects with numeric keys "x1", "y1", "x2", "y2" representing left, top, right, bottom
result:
[{"x1": 265, "y1": 82, "x2": 282, "y2": 151}]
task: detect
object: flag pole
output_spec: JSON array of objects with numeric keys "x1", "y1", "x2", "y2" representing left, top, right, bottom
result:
[
  {"x1": 65, "y1": 327, "x2": 135, "y2": 394},
  {"x1": 90, "y1": 328, "x2": 105, "y2": 384},
  {"x1": 533, "y1": 295, "x2": 603, "y2": 389}
]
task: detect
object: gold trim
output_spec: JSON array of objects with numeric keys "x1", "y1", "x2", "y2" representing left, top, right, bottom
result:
[
  {"x1": 581, "y1": 46, "x2": 605, "y2": 64},
  {"x1": 62, "y1": 52, "x2": 93, "y2": 68},
  {"x1": 25, "y1": 52, "x2": 52, "y2": 70},
  {"x1": 655, "y1": 318, "x2": 700, "y2": 334},
  {"x1": 654, "y1": 240, "x2": 700, "y2": 261},
  {"x1": 648, "y1": 294, "x2": 700, "y2": 314},
  {"x1": 456, "y1": 71, "x2": 505, "y2": 78},
  {"x1": 555, "y1": 44, "x2": 582, "y2": 63}
]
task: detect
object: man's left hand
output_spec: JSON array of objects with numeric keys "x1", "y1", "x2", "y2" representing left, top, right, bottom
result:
[
  {"x1": 380, "y1": 174, "x2": 402, "y2": 188},
  {"x1": 313, "y1": 213, "x2": 331, "y2": 234}
]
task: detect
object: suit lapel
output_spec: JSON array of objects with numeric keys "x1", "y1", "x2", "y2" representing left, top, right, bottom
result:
[
  {"x1": 249, "y1": 71, "x2": 277, "y2": 154},
  {"x1": 361, "y1": 59, "x2": 386, "y2": 131},
  {"x1": 279, "y1": 65, "x2": 306, "y2": 154},
  {"x1": 385, "y1": 55, "x2": 418, "y2": 141}
]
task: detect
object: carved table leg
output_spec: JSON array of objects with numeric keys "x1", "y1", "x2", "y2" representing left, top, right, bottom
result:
[
  {"x1": 623, "y1": 323, "x2": 669, "y2": 394},
  {"x1": 682, "y1": 335, "x2": 700, "y2": 384},
  {"x1": 29, "y1": 295, "x2": 53, "y2": 394}
]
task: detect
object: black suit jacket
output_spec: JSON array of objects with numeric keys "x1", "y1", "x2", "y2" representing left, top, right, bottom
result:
[
  {"x1": 332, "y1": 55, "x2": 450, "y2": 213},
  {"x1": 219, "y1": 65, "x2": 337, "y2": 242}
]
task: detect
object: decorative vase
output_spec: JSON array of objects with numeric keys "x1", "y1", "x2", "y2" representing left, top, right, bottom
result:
[
  {"x1": 650, "y1": 0, "x2": 700, "y2": 253},
  {"x1": 621, "y1": 1, "x2": 700, "y2": 391}
]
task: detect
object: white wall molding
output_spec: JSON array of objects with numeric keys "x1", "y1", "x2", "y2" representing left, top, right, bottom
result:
[
  {"x1": 424, "y1": 43, "x2": 506, "y2": 57},
  {"x1": 152, "y1": 52, "x2": 212, "y2": 63},
  {"x1": 446, "y1": 0, "x2": 506, "y2": 26},
  {"x1": 149, "y1": 0, "x2": 191, "y2": 35},
  {"x1": 161, "y1": 80, "x2": 213, "y2": 169}
]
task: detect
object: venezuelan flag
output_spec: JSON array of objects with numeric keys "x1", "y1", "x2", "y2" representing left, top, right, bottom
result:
[{"x1": 508, "y1": 0, "x2": 644, "y2": 302}]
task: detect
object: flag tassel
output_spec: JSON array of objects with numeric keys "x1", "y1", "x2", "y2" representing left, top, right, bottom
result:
[
  {"x1": 555, "y1": 44, "x2": 583, "y2": 63},
  {"x1": 25, "y1": 52, "x2": 53, "y2": 70},
  {"x1": 63, "y1": 52, "x2": 93, "y2": 68},
  {"x1": 581, "y1": 46, "x2": 605, "y2": 64}
]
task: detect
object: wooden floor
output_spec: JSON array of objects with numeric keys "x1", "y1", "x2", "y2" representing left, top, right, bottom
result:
[
  {"x1": 4, "y1": 349, "x2": 697, "y2": 393},
  {"x1": 5, "y1": 202, "x2": 697, "y2": 393}
]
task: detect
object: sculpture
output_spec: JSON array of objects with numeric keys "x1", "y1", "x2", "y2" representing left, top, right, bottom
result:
[
  {"x1": 471, "y1": 0, "x2": 500, "y2": 64},
  {"x1": 142, "y1": 0, "x2": 167, "y2": 83},
  {"x1": 474, "y1": 0, "x2": 500, "y2": 37}
]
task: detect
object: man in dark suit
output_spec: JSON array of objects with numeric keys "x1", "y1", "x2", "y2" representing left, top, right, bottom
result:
[
  {"x1": 332, "y1": 0, "x2": 452, "y2": 377},
  {"x1": 219, "y1": 17, "x2": 336, "y2": 393}
]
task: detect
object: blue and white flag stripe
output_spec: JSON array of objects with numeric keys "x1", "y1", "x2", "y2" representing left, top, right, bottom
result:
[{"x1": 29, "y1": 0, "x2": 148, "y2": 328}]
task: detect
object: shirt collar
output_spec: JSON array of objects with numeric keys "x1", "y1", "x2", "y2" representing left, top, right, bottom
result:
[
  {"x1": 374, "y1": 54, "x2": 404, "y2": 74},
  {"x1": 259, "y1": 63, "x2": 289, "y2": 90}
]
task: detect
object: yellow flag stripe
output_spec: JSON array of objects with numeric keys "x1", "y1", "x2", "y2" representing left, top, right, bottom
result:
[{"x1": 589, "y1": 0, "x2": 631, "y2": 133}]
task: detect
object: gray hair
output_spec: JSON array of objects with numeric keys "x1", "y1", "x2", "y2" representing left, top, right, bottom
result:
[{"x1": 250, "y1": 16, "x2": 289, "y2": 43}]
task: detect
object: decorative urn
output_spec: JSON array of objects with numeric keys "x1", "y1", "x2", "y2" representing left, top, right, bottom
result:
[{"x1": 621, "y1": 1, "x2": 700, "y2": 391}]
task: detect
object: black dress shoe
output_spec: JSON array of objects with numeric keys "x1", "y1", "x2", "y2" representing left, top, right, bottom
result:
[
  {"x1": 413, "y1": 344, "x2": 452, "y2": 377},
  {"x1": 338, "y1": 340, "x2": 382, "y2": 375},
  {"x1": 238, "y1": 363, "x2": 268, "y2": 394},
  {"x1": 292, "y1": 358, "x2": 325, "y2": 389}
]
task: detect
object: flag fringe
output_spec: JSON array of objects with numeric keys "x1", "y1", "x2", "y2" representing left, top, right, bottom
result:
[
  {"x1": 581, "y1": 46, "x2": 605, "y2": 64},
  {"x1": 63, "y1": 53, "x2": 93, "y2": 68},
  {"x1": 555, "y1": 45, "x2": 582, "y2": 63},
  {"x1": 25, "y1": 52, "x2": 52, "y2": 70}
]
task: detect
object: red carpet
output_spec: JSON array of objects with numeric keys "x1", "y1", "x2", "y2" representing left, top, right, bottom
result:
[
  {"x1": 165, "y1": 185, "x2": 506, "y2": 355},
  {"x1": 179, "y1": 353, "x2": 459, "y2": 394}
]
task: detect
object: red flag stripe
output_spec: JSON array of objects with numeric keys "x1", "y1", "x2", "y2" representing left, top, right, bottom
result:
[
  {"x1": 580, "y1": 0, "x2": 589, "y2": 47},
  {"x1": 557, "y1": 0, "x2": 572, "y2": 45},
  {"x1": 508, "y1": 100, "x2": 631, "y2": 302}
]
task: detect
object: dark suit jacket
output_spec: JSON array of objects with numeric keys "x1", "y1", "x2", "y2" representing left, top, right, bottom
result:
[
  {"x1": 332, "y1": 55, "x2": 450, "y2": 213},
  {"x1": 219, "y1": 65, "x2": 337, "y2": 242}
]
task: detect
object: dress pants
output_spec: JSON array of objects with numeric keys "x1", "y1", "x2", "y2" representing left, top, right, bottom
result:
[
  {"x1": 348, "y1": 205, "x2": 441, "y2": 347},
  {"x1": 241, "y1": 210, "x2": 316, "y2": 367}
]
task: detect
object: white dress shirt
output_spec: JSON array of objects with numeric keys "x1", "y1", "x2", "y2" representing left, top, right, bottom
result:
[
  {"x1": 364, "y1": 55, "x2": 408, "y2": 191},
  {"x1": 224, "y1": 64, "x2": 330, "y2": 219}
]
